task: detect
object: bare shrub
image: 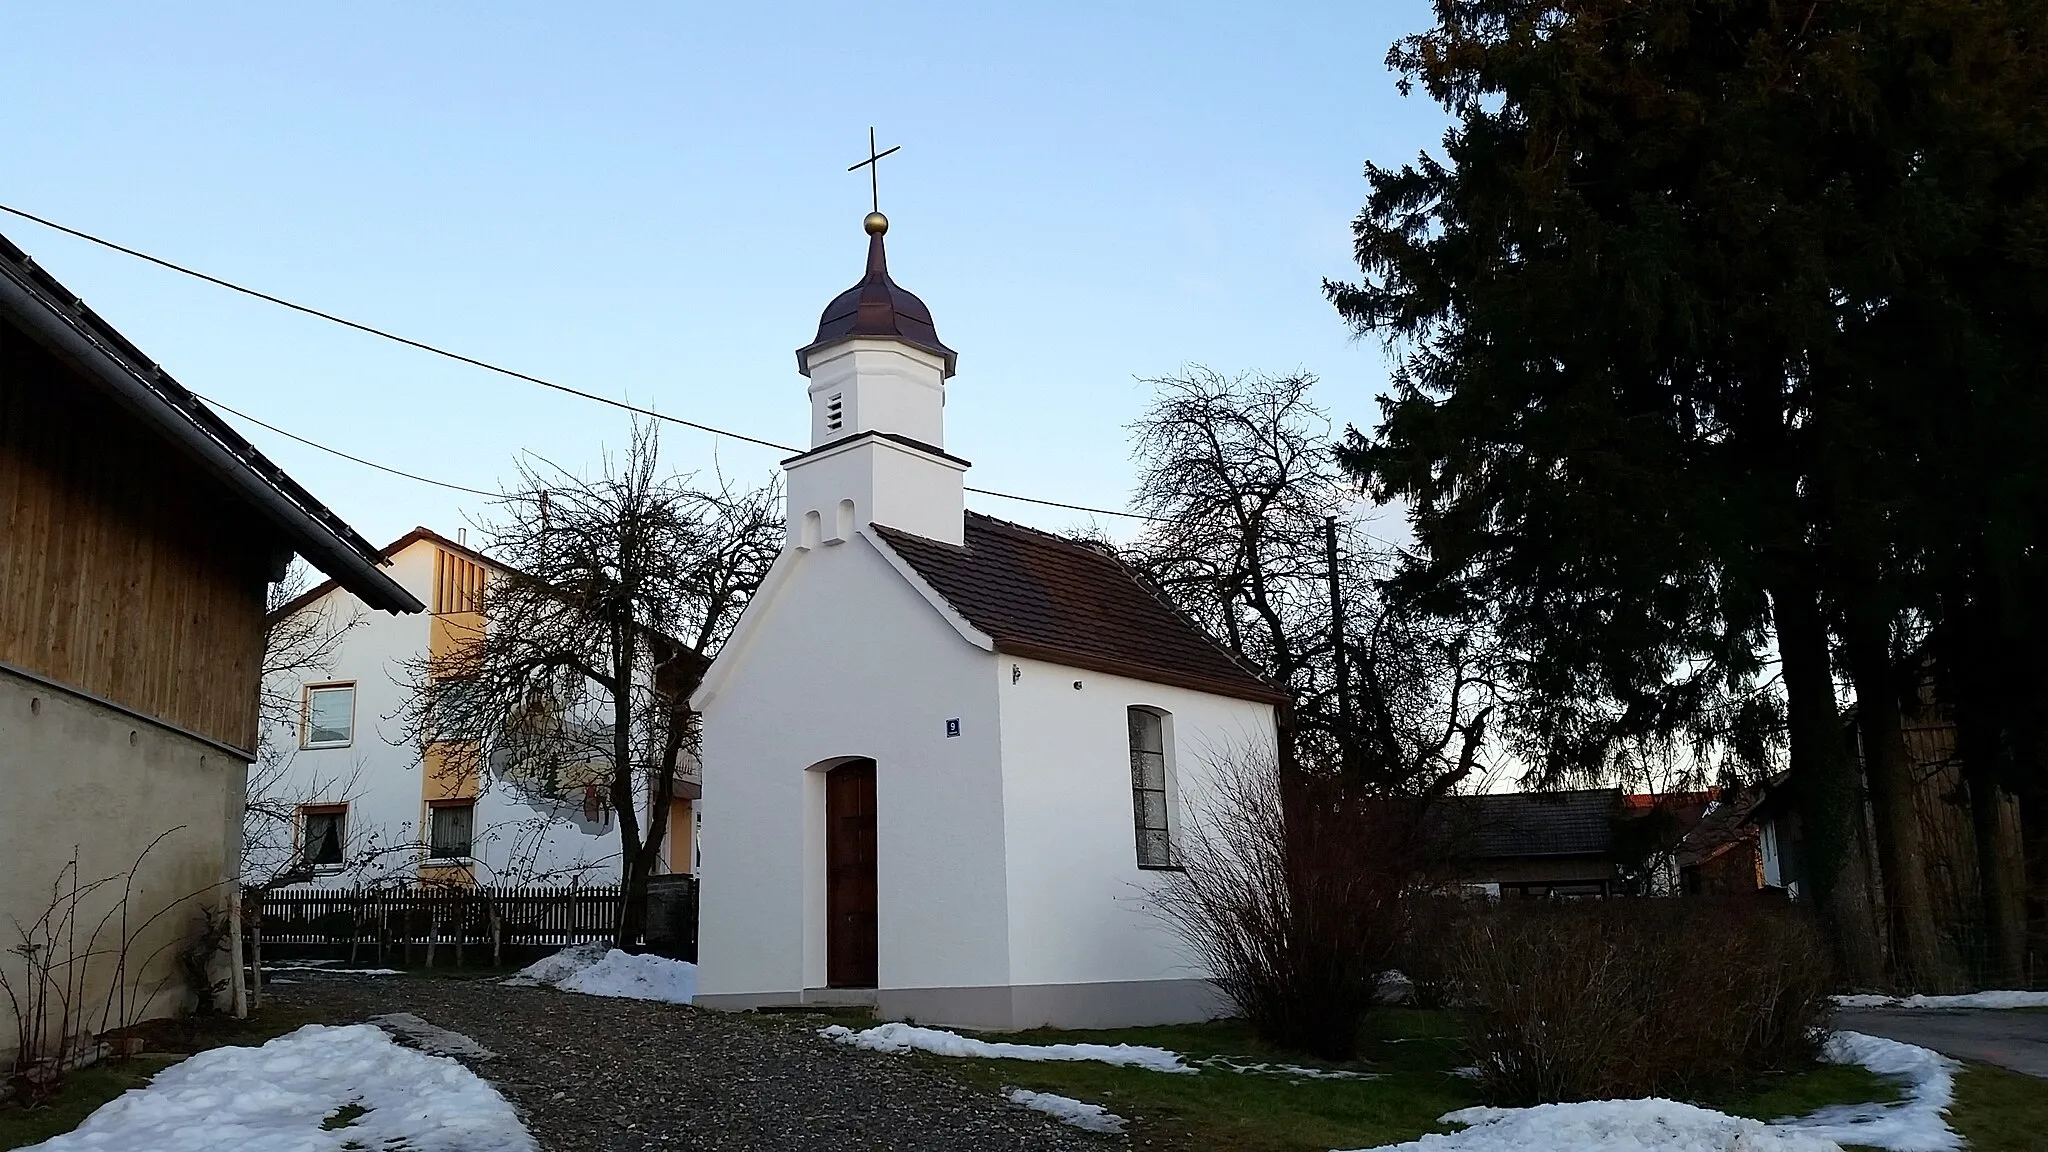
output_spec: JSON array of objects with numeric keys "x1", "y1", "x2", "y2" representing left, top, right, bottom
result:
[
  {"x1": 1392, "y1": 893, "x2": 1476, "y2": 1009},
  {"x1": 1451, "y1": 899, "x2": 1831, "y2": 1103},
  {"x1": 2, "y1": 836, "x2": 227, "y2": 1099},
  {"x1": 1156, "y1": 751, "x2": 1437, "y2": 1060}
]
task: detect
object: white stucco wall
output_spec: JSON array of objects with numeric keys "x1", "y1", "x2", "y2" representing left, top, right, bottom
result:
[
  {"x1": 694, "y1": 529, "x2": 1007, "y2": 1000},
  {"x1": 784, "y1": 437, "x2": 966, "y2": 550},
  {"x1": 995, "y1": 656, "x2": 1277, "y2": 989},
  {"x1": 259, "y1": 541, "x2": 626, "y2": 889},
  {"x1": 802, "y1": 341, "x2": 950, "y2": 449}
]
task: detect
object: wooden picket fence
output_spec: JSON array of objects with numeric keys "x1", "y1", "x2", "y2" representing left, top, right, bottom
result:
[{"x1": 254, "y1": 884, "x2": 622, "y2": 968}]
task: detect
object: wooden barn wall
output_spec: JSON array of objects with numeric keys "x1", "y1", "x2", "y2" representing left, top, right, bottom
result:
[{"x1": 0, "y1": 317, "x2": 273, "y2": 752}]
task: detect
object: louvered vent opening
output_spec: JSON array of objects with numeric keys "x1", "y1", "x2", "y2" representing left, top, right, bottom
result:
[
  {"x1": 826, "y1": 393, "x2": 844, "y2": 433},
  {"x1": 433, "y1": 549, "x2": 486, "y2": 614}
]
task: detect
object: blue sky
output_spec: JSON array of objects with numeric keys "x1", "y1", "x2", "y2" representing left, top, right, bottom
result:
[{"x1": 4, "y1": 2, "x2": 1449, "y2": 547}]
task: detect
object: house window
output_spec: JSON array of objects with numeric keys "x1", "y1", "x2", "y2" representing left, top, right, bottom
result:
[
  {"x1": 1128, "y1": 706, "x2": 1173, "y2": 868},
  {"x1": 429, "y1": 802, "x2": 475, "y2": 860},
  {"x1": 302, "y1": 684, "x2": 356, "y2": 748},
  {"x1": 301, "y1": 805, "x2": 347, "y2": 869}
]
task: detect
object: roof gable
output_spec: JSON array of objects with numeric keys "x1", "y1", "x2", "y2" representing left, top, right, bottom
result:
[
  {"x1": 870, "y1": 513, "x2": 1286, "y2": 705},
  {"x1": 270, "y1": 526, "x2": 501, "y2": 620}
]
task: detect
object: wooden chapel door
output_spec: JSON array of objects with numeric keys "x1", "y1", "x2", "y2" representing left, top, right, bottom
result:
[{"x1": 826, "y1": 759, "x2": 878, "y2": 988}]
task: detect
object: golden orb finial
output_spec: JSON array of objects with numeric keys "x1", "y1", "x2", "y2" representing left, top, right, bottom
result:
[{"x1": 864, "y1": 211, "x2": 889, "y2": 236}]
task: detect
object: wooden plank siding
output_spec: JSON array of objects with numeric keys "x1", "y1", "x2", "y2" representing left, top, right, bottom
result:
[{"x1": 0, "y1": 316, "x2": 275, "y2": 752}]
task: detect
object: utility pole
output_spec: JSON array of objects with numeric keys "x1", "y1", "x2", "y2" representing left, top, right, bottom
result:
[{"x1": 1326, "y1": 514, "x2": 1351, "y2": 761}]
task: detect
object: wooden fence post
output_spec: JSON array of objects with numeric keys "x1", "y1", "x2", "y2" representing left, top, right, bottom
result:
[{"x1": 249, "y1": 888, "x2": 265, "y2": 1012}]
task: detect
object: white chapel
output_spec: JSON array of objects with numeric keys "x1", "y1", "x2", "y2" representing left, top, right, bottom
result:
[{"x1": 690, "y1": 210, "x2": 1284, "y2": 1030}]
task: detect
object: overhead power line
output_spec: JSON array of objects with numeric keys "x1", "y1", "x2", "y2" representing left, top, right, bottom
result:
[
  {"x1": 196, "y1": 392, "x2": 509, "y2": 500},
  {"x1": 0, "y1": 202, "x2": 794, "y2": 451},
  {"x1": 0, "y1": 202, "x2": 1165, "y2": 523}
]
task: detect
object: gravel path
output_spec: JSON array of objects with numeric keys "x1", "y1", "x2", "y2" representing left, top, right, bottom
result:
[{"x1": 266, "y1": 973, "x2": 1111, "y2": 1151}]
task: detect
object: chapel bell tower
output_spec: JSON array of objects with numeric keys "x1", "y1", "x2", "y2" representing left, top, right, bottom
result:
[{"x1": 785, "y1": 209, "x2": 967, "y2": 548}]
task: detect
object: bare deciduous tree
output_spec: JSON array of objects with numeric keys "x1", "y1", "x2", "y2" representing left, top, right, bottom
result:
[
  {"x1": 396, "y1": 421, "x2": 779, "y2": 946},
  {"x1": 1126, "y1": 368, "x2": 1343, "y2": 697},
  {"x1": 1123, "y1": 366, "x2": 1498, "y2": 793}
]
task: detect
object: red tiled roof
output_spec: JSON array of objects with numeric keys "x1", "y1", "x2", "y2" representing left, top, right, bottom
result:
[{"x1": 871, "y1": 513, "x2": 1287, "y2": 705}]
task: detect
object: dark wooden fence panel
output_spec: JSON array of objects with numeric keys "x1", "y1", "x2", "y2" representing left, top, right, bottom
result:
[{"x1": 256, "y1": 884, "x2": 625, "y2": 963}]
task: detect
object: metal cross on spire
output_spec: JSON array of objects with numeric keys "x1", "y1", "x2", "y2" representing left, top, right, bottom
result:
[{"x1": 847, "y1": 127, "x2": 901, "y2": 215}]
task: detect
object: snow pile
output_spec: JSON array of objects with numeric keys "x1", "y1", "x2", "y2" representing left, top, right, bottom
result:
[
  {"x1": 555, "y1": 950, "x2": 698, "y2": 1003},
  {"x1": 819, "y1": 1022, "x2": 1195, "y2": 1073},
  {"x1": 22, "y1": 1023, "x2": 535, "y2": 1152},
  {"x1": 1005, "y1": 1088, "x2": 1127, "y2": 1133},
  {"x1": 1834, "y1": 989, "x2": 2048, "y2": 1010},
  {"x1": 503, "y1": 943, "x2": 696, "y2": 1004},
  {"x1": 1776, "y1": 1031, "x2": 1961, "y2": 1152},
  {"x1": 1337, "y1": 1098, "x2": 1846, "y2": 1152},
  {"x1": 502, "y1": 941, "x2": 609, "y2": 987}
]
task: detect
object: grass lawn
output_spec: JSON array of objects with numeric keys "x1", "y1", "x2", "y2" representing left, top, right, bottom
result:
[
  {"x1": 921, "y1": 1012, "x2": 1482, "y2": 1151},
  {"x1": 877, "y1": 1009, "x2": 1917, "y2": 1152},
  {"x1": 0, "y1": 1058, "x2": 177, "y2": 1151},
  {"x1": 1948, "y1": 1062, "x2": 2048, "y2": 1152},
  {"x1": 0, "y1": 1001, "x2": 335, "y2": 1151}
]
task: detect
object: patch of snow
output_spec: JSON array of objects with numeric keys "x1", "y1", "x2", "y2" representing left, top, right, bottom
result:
[
  {"x1": 1448, "y1": 1066, "x2": 1484, "y2": 1080},
  {"x1": 262, "y1": 965, "x2": 404, "y2": 975},
  {"x1": 1197, "y1": 1055, "x2": 1376, "y2": 1080},
  {"x1": 1774, "y1": 1030, "x2": 1961, "y2": 1152},
  {"x1": 20, "y1": 1023, "x2": 534, "y2": 1152},
  {"x1": 369, "y1": 1012, "x2": 497, "y2": 1060},
  {"x1": 1336, "y1": 1098, "x2": 1846, "y2": 1152},
  {"x1": 265, "y1": 978, "x2": 300, "y2": 985},
  {"x1": 1338, "y1": 1029, "x2": 1960, "y2": 1152},
  {"x1": 1006, "y1": 1088, "x2": 1127, "y2": 1133},
  {"x1": 1833, "y1": 990, "x2": 2048, "y2": 1010},
  {"x1": 503, "y1": 943, "x2": 696, "y2": 1004},
  {"x1": 819, "y1": 1022, "x2": 1195, "y2": 1074}
]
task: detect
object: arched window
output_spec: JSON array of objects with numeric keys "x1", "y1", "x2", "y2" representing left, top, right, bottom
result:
[{"x1": 1127, "y1": 706, "x2": 1173, "y2": 868}]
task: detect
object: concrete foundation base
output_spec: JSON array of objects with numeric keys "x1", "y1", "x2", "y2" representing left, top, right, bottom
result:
[{"x1": 696, "y1": 977, "x2": 1228, "y2": 1031}]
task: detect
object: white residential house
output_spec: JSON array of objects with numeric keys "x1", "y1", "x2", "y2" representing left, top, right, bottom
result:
[
  {"x1": 259, "y1": 527, "x2": 698, "y2": 890},
  {"x1": 690, "y1": 213, "x2": 1286, "y2": 1030}
]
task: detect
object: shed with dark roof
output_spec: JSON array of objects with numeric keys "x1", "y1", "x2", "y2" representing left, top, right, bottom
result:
[
  {"x1": 1439, "y1": 789, "x2": 1626, "y2": 898},
  {"x1": 1, "y1": 228, "x2": 419, "y2": 753},
  {"x1": 1, "y1": 228, "x2": 420, "y2": 1064}
]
